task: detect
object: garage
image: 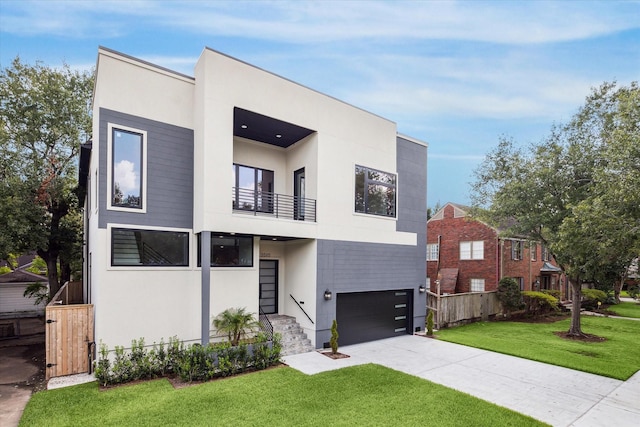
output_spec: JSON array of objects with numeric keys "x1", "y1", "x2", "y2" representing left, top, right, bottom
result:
[{"x1": 336, "y1": 289, "x2": 413, "y2": 346}]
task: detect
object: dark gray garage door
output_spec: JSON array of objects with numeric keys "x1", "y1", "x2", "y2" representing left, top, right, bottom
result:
[{"x1": 336, "y1": 290, "x2": 413, "y2": 346}]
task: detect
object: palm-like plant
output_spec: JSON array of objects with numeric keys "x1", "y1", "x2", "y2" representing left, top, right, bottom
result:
[{"x1": 212, "y1": 307, "x2": 259, "y2": 346}]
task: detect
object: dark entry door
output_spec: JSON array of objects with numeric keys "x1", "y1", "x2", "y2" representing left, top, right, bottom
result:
[
  {"x1": 294, "y1": 168, "x2": 305, "y2": 220},
  {"x1": 336, "y1": 290, "x2": 412, "y2": 346},
  {"x1": 259, "y1": 260, "x2": 278, "y2": 314}
]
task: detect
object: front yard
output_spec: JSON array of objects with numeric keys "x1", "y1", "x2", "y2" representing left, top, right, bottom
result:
[
  {"x1": 21, "y1": 364, "x2": 545, "y2": 426},
  {"x1": 437, "y1": 315, "x2": 640, "y2": 380}
]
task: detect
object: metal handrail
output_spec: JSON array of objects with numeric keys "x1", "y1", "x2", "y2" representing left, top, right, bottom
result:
[
  {"x1": 232, "y1": 187, "x2": 316, "y2": 222},
  {"x1": 289, "y1": 294, "x2": 314, "y2": 325},
  {"x1": 258, "y1": 306, "x2": 274, "y2": 341}
]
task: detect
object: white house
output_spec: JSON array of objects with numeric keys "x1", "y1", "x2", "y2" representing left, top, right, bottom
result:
[{"x1": 80, "y1": 47, "x2": 428, "y2": 351}]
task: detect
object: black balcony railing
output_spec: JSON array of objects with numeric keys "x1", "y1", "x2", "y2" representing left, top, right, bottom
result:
[{"x1": 232, "y1": 187, "x2": 316, "y2": 222}]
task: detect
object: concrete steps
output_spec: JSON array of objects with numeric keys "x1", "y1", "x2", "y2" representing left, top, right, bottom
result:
[{"x1": 266, "y1": 314, "x2": 315, "y2": 356}]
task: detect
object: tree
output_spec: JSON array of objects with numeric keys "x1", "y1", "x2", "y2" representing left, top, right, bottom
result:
[
  {"x1": 212, "y1": 307, "x2": 259, "y2": 346},
  {"x1": 0, "y1": 57, "x2": 93, "y2": 297},
  {"x1": 471, "y1": 81, "x2": 639, "y2": 337},
  {"x1": 330, "y1": 319, "x2": 339, "y2": 354},
  {"x1": 497, "y1": 277, "x2": 522, "y2": 318}
]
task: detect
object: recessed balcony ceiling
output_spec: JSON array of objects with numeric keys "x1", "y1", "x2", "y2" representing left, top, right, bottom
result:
[{"x1": 233, "y1": 107, "x2": 315, "y2": 148}]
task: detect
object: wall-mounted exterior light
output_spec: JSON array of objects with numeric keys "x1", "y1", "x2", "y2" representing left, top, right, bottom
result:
[
  {"x1": 324, "y1": 289, "x2": 332, "y2": 301},
  {"x1": 419, "y1": 284, "x2": 427, "y2": 293}
]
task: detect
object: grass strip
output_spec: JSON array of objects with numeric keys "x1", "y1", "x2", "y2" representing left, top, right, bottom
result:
[
  {"x1": 437, "y1": 316, "x2": 639, "y2": 380},
  {"x1": 21, "y1": 364, "x2": 545, "y2": 427},
  {"x1": 606, "y1": 301, "x2": 640, "y2": 319}
]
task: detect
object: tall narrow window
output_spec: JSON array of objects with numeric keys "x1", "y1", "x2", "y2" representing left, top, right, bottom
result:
[
  {"x1": 426, "y1": 243, "x2": 439, "y2": 261},
  {"x1": 530, "y1": 242, "x2": 537, "y2": 261},
  {"x1": 355, "y1": 165, "x2": 396, "y2": 218},
  {"x1": 108, "y1": 124, "x2": 146, "y2": 211},
  {"x1": 511, "y1": 240, "x2": 523, "y2": 260}
]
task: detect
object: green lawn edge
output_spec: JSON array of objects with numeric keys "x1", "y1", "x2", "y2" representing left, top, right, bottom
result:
[
  {"x1": 436, "y1": 315, "x2": 640, "y2": 380},
  {"x1": 20, "y1": 364, "x2": 546, "y2": 427},
  {"x1": 606, "y1": 301, "x2": 640, "y2": 318}
]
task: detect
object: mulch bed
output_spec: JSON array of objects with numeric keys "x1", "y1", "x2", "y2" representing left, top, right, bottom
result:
[
  {"x1": 320, "y1": 351, "x2": 350, "y2": 360},
  {"x1": 553, "y1": 331, "x2": 607, "y2": 343}
]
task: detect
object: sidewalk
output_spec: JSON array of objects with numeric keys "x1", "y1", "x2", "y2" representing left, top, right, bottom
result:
[{"x1": 283, "y1": 335, "x2": 640, "y2": 427}]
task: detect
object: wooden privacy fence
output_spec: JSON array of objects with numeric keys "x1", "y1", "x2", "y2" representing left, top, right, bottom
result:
[
  {"x1": 45, "y1": 281, "x2": 94, "y2": 380},
  {"x1": 427, "y1": 291, "x2": 500, "y2": 329}
]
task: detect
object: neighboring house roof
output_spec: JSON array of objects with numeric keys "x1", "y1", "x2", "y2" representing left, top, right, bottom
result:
[{"x1": 0, "y1": 269, "x2": 48, "y2": 284}]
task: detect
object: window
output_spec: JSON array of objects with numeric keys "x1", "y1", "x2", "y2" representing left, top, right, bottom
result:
[
  {"x1": 470, "y1": 279, "x2": 485, "y2": 292},
  {"x1": 111, "y1": 228, "x2": 189, "y2": 266},
  {"x1": 426, "y1": 243, "x2": 439, "y2": 261},
  {"x1": 232, "y1": 164, "x2": 274, "y2": 212},
  {"x1": 542, "y1": 244, "x2": 550, "y2": 262},
  {"x1": 530, "y1": 242, "x2": 537, "y2": 261},
  {"x1": 460, "y1": 241, "x2": 484, "y2": 260},
  {"x1": 355, "y1": 165, "x2": 396, "y2": 218},
  {"x1": 199, "y1": 234, "x2": 253, "y2": 267},
  {"x1": 516, "y1": 277, "x2": 524, "y2": 291},
  {"x1": 512, "y1": 240, "x2": 523, "y2": 260},
  {"x1": 108, "y1": 124, "x2": 146, "y2": 211}
]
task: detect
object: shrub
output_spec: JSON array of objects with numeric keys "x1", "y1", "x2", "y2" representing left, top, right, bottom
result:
[
  {"x1": 581, "y1": 289, "x2": 608, "y2": 310},
  {"x1": 628, "y1": 285, "x2": 639, "y2": 300},
  {"x1": 426, "y1": 310, "x2": 434, "y2": 336},
  {"x1": 522, "y1": 291, "x2": 559, "y2": 316},
  {"x1": 212, "y1": 307, "x2": 259, "y2": 346},
  {"x1": 0, "y1": 266, "x2": 11, "y2": 275},
  {"x1": 95, "y1": 333, "x2": 281, "y2": 386},
  {"x1": 497, "y1": 277, "x2": 522, "y2": 316},
  {"x1": 541, "y1": 289, "x2": 561, "y2": 299},
  {"x1": 330, "y1": 319, "x2": 339, "y2": 354}
]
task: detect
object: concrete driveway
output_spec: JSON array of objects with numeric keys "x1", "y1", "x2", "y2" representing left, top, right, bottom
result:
[
  {"x1": 0, "y1": 318, "x2": 46, "y2": 427},
  {"x1": 283, "y1": 335, "x2": 640, "y2": 427}
]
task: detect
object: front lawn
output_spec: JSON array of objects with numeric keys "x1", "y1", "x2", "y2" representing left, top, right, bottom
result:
[
  {"x1": 437, "y1": 316, "x2": 639, "y2": 380},
  {"x1": 606, "y1": 301, "x2": 640, "y2": 318},
  {"x1": 21, "y1": 364, "x2": 545, "y2": 426}
]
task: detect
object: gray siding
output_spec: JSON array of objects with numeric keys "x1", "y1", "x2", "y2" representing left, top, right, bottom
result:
[
  {"x1": 98, "y1": 108, "x2": 194, "y2": 229},
  {"x1": 315, "y1": 240, "x2": 423, "y2": 346},
  {"x1": 396, "y1": 136, "x2": 428, "y2": 333}
]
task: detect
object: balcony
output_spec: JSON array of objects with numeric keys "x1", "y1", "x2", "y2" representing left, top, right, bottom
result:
[{"x1": 232, "y1": 187, "x2": 316, "y2": 222}]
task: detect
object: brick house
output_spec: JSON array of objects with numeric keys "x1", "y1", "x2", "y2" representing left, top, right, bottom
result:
[{"x1": 426, "y1": 203, "x2": 564, "y2": 296}]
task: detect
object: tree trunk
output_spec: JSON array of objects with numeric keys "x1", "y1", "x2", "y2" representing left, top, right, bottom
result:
[
  {"x1": 567, "y1": 276, "x2": 583, "y2": 336},
  {"x1": 38, "y1": 249, "x2": 60, "y2": 299}
]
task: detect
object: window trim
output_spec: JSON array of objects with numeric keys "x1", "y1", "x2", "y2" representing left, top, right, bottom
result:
[
  {"x1": 460, "y1": 240, "x2": 484, "y2": 260},
  {"x1": 426, "y1": 243, "x2": 439, "y2": 261},
  {"x1": 511, "y1": 240, "x2": 523, "y2": 261},
  {"x1": 530, "y1": 242, "x2": 537, "y2": 261},
  {"x1": 354, "y1": 164, "x2": 397, "y2": 218},
  {"x1": 470, "y1": 278, "x2": 485, "y2": 292},
  {"x1": 107, "y1": 123, "x2": 148, "y2": 213},
  {"x1": 108, "y1": 224, "x2": 191, "y2": 270}
]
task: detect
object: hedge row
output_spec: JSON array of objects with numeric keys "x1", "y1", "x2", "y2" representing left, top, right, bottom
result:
[{"x1": 94, "y1": 333, "x2": 281, "y2": 386}]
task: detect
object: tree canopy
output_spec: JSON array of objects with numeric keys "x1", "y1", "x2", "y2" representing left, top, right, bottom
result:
[
  {"x1": 0, "y1": 57, "x2": 93, "y2": 297},
  {"x1": 471, "y1": 81, "x2": 639, "y2": 336}
]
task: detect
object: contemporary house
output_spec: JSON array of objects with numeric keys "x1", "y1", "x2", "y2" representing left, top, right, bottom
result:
[
  {"x1": 79, "y1": 47, "x2": 428, "y2": 351},
  {"x1": 426, "y1": 203, "x2": 563, "y2": 296}
]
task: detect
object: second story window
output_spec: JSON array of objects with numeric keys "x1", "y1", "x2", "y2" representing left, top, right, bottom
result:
[
  {"x1": 460, "y1": 241, "x2": 484, "y2": 260},
  {"x1": 542, "y1": 244, "x2": 550, "y2": 262},
  {"x1": 355, "y1": 165, "x2": 396, "y2": 218},
  {"x1": 108, "y1": 124, "x2": 146, "y2": 211},
  {"x1": 530, "y1": 242, "x2": 537, "y2": 261},
  {"x1": 427, "y1": 243, "x2": 439, "y2": 261},
  {"x1": 233, "y1": 164, "x2": 274, "y2": 212},
  {"x1": 512, "y1": 240, "x2": 523, "y2": 260}
]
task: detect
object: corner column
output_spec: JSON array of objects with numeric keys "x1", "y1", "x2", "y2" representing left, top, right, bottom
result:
[{"x1": 201, "y1": 231, "x2": 211, "y2": 345}]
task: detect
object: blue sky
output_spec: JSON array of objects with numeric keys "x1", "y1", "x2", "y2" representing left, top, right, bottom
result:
[{"x1": 1, "y1": 0, "x2": 638, "y2": 207}]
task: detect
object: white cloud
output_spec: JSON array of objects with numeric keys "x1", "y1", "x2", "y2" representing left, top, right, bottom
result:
[
  {"x1": 2, "y1": 1, "x2": 638, "y2": 44},
  {"x1": 114, "y1": 160, "x2": 138, "y2": 195}
]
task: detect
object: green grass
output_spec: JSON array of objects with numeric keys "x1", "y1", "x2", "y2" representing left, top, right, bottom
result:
[
  {"x1": 20, "y1": 365, "x2": 545, "y2": 427},
  {"x1": 620, "y1": 290, "x2": 630, "y2": 298},
  {"x1": 607, "y1": 301, "x2": 640, "y2": 318},
  {"x1": 437, "y1": 316, "x2": 640, "y2": 380}
]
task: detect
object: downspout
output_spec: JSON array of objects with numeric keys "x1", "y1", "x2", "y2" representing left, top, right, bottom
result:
[{"x1": 201, "y1": 231, "x2": 211, "y2": 345}]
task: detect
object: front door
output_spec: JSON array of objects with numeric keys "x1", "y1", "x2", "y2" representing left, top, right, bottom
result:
[{"x1": 259, "y1": 260, "x2": 278, "y2": 314}]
